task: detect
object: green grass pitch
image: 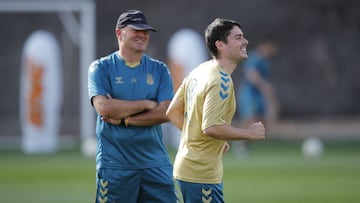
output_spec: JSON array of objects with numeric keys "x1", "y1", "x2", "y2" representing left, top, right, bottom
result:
[{"x1": 0, "y1": 140, "x2": 359, "y2": 203}]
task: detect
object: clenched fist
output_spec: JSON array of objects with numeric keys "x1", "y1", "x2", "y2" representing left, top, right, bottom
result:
[{"x1": 249, "y1": 122, "x2": 266, "y2": 140}]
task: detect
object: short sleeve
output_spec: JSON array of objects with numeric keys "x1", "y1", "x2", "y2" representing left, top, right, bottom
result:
[
  {"x1": 201, "y1": 79, "x2": 228, "y2": 130},
  {"x1": 88, "y1": 60, "x2": 109, "y2": 105},
  {"x1": 156, "y1": 63, "x2": 174, "y2": 102}
]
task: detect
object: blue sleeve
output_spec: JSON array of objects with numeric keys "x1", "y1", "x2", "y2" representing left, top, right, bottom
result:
[
  {"x1": 157, "y1": 63, "x2": 174, "y2": 102},
  {"x1": 88, "y1": 60, "x2": 110, "y2": 105}
]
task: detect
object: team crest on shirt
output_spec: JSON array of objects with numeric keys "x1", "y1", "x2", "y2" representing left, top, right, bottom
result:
[{"x1": 146, "y1": 74, "x2": 154, "y2": 85}]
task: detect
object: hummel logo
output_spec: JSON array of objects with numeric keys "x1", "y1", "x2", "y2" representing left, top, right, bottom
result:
[
  {"x1": 219, "y1": 71, "x2": 230, "y2": 100},
  {"x1": 202, "y1": 196, "x2": 212, "y2": 203},
  {"x1": 202, "y1": 188, "x2": 212, "y2": 196},
  {"x1": 100, "y1": 179, "x2": 108, "y2": 187},
  {"x1": 115, "y1": 77, "x2": 123, "y2": 84},
  {"x1": 202, "y1": 187, "x2": 213, "y2": 203},
  {"x1": 220, "y1": 91, "x2": 229, "y2": 100},
  {"x1": 220, "y1": 76, "x2": 230, "y2": 83},
  {"x1": 221, "y1": 83, "x2": 229, "y2": 91},
  {"x1": 98, "y1": 196, "x2": 108, "y2": 203}
]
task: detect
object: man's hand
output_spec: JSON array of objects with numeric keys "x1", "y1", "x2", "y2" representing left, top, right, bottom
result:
[
  {"x1": 101, "y1": 116, "x2": 121, "y2": 125},
  {"x1": 249, "y1": 122, "x2": 266, "y2": 140},
  {"x1": 223, "y1": 142, "x2": 230, "y2": 153}
]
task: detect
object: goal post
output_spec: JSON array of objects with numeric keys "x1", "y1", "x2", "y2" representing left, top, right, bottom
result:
[{"x1": 0, "y1": 0, "x2": 96, "y2": 155}]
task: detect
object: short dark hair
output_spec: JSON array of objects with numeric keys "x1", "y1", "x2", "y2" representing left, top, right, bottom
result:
[{"x1": 205, "y1": 18, "x2": 242, "y2": 58}]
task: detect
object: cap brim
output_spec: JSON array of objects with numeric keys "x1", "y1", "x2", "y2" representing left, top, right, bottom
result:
[{"x1": 128, "y1": 24, "x2": 157, "y2": 32}]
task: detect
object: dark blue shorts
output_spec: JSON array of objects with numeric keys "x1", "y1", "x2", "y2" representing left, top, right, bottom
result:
[
  {"x1": 175, "y1": 179, "x2": 224, "y2": 203},
  {"x1": 95, "y1": 166, "x2": 176, "y2": 203}
]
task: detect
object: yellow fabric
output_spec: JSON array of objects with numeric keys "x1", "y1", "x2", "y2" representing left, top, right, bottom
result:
[
  {"x1": 173, "y1": 60, "x2": 236, "y2": 184},
  {"x1": 125, "y1": 61, "x2": 140, "y2": 67}
]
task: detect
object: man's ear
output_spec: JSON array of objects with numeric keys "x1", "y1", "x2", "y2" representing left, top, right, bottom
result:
[
  {"x1": 215, "y1": 40, "x2": 224, "y2": 51},
  {"x1": 115, "y1": 28, "x2": 122, "y2": 38}
]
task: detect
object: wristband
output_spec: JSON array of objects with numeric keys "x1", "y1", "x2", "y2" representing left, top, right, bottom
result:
[
  {"x1": 120, "y1": 117, "x2": 129, "y2": 127},
  {"x1": 124, "y1": 117, "x2": 130, "y2": 127},
  {"x1": 120, "y1": 118, "x2": 125, "y2": 126}
]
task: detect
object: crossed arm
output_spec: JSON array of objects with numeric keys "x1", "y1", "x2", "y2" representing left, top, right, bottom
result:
[{"x1": 92, "y1": 95, "x2": 170, "y2": 127}]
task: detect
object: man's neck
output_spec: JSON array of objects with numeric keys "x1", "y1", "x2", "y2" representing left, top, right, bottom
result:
[
  {"x1": 214, "y1": 58, "x2": 238, "y2": 74},
  {"x1": 118, "y1": 49, "x2": 143, "y2": 64}
]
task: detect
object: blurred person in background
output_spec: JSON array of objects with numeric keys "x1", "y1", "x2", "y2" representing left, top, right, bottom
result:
[
  {"x1": 162, "y1": 28, "x2": 208, "y2": 151},
  {"x1": 166, "y1": 18, "x2": 266, "y2": 203},
  {"x1": 234, "y1": 35, "x2": 279, "y2": 157},
  {"x1": 88, "y1": 10, "x2": 176, "y2": 203}
]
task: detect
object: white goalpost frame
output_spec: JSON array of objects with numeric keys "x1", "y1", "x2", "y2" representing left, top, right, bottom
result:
[{"x1": 0, "y1": 0, "x2": 96, "y2": 153}]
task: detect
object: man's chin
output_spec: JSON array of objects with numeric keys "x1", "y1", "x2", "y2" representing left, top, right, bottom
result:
[
  {"x1": 134, "y1": 47, "x2": 147, "y2": 53},
  {"x1": 240, "y1": 54, "x2": 248, "y2": 60}
]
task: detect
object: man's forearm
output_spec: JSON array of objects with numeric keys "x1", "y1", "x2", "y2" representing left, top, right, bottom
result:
[
  {"x1": 166, "y1": 97, "x2": 185, "y2": 130},
  {"x1": 93, "y1": 95, "x2": 157, "y2": 120},
  {"x1": 107, "y1": 99, "x2": 156, "y2": 120},
  {"x1": 126, "y1": 100, "x2": 171, "y2": 127}
]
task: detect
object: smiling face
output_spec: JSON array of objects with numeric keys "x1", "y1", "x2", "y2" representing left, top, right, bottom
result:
[
  {"x1": 219, "y1": 26, "x2": 249, "y2": 63},
  {"x1": 116, "y1": 26, "x2": 150, "y2": 53}
]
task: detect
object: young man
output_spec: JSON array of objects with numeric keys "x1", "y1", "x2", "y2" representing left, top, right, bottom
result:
[
  {"x1": 166, "y1": 18, "x2": 266, "y2": 202},
  {"x1": 88, "y1": 10, "x2": 176, "y2": 203}
]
